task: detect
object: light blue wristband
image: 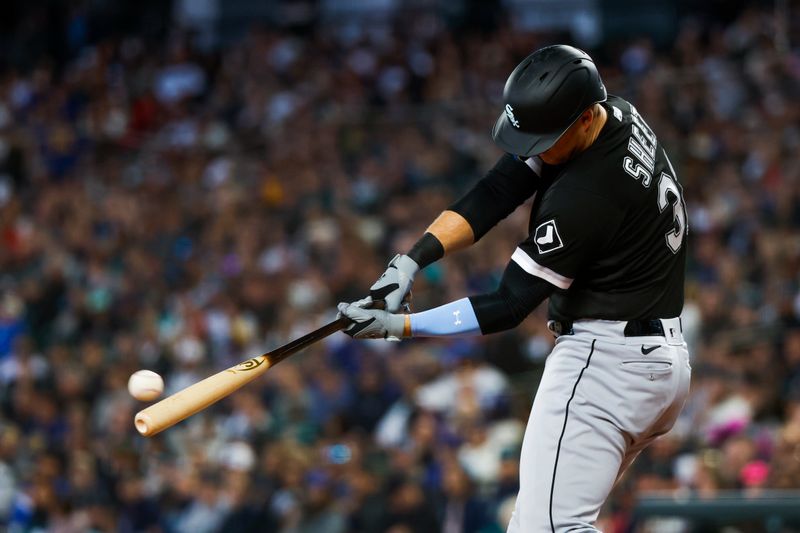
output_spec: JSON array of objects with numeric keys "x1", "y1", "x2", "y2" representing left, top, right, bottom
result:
[{"x1": 409, "y1": 298, "x2": 482, "y2": 337}]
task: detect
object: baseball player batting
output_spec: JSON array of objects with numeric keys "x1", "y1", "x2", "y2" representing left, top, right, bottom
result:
[{"x1": 338, "y1": 44, "x2": 691, "y2": 532}]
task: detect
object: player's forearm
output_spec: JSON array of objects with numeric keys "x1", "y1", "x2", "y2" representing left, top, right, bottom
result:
[
  {"x1": 406, "y1": 262, "x2": 556, "y2": 337},
  {"x1": 406, "y1": 298, "x2": 482, "y2": 337},
  {"x1": 405, "y1": 290, "x2": 535, "y2": 338},
  {"x1": 406, "y1": 211, "x2": 473, "y2": 270},
  {"x1": 425, "y1": 210, "x2": 475, "y2": 253}
]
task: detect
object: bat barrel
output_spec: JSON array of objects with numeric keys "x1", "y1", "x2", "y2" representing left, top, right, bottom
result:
[
  {"x1": 133, "y1": 314, "x2": 353, "y2": 436},
  {"x1": 134, "y1": 413, "x2": 155, "y2": 436},
  {"x1": 134, "y1": 355, "x2": 272, "y2": 437}
]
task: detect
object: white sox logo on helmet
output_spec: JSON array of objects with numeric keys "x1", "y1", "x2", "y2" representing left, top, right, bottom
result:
[{"x1": 505, "y1": 104, "x2": 520, "y2": 128}]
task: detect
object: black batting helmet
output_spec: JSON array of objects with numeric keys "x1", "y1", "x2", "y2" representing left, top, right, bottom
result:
[{"x1": 491, "y1": 45, "x2": 607, "y2": 157}]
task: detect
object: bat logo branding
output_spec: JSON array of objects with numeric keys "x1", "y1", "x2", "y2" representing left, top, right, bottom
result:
[
  {"x1": 229, "y1": 357, "x2": 265, "y2": 373},
  {"x1": 453, "y1": 310, "x2": 462, "y2": 326}
]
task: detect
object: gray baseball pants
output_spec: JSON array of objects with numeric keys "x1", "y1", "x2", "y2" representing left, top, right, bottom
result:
[{"x1": 506, "y1": 318, "x2": 691, "y2": 532}]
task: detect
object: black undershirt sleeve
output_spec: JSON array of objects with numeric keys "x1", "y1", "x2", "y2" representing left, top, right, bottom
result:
[
  {"x1": 469, "y1": 261, "x2": 556, "y2": 334},
  {"x1": 449, "y1": 154, "x2": 540, "y2": 242}
]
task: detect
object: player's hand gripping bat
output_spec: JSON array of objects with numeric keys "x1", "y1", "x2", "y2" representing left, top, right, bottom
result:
[{"x1": 134, "y1": 302, "x2": 383, "y2": 437}]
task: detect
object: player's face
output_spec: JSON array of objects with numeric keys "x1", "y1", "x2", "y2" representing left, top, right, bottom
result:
[
  {"x1": 539, "y1": 106, "x2": 601, "y2": 165},
  {"x1": 540, "y1": 128, "x2": 580, "y2": 165}
]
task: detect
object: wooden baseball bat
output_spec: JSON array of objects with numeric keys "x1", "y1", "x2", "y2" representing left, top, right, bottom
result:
[{"x1": 135, "y1": 314, "x2": 352, "y2": 437}]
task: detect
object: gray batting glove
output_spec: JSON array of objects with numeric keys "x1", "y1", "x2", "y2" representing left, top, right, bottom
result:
[
  {"x1": 368, "y1": 254, "x2": 420, "y2": 313},
  {"x1": 337, "y1": 302, "x2": 406, "y2": 341}
]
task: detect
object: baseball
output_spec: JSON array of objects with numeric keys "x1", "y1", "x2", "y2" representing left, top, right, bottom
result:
[{"x1": 128, "y1": 370, "x2": 164, "y2": 401}]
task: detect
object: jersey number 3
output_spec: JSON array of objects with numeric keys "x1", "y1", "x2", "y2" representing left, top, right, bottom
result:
[{"x1": 657, "y1": 173, "x2": 686, "y2": 254}]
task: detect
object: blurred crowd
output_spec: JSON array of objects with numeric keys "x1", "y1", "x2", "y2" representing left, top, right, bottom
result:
[{"x1": 1, "y1": 2, "x2": 800, "y2": 532}]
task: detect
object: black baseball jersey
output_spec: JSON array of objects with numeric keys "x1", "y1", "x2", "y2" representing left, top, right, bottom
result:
[{"x1": 512, "y1": 95, "x2": 687, "y2": 321}]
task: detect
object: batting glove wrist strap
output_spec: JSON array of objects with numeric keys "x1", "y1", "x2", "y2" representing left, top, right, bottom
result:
[{"x1": 407, "y1": 232, "x2": 445, "y2": 269}]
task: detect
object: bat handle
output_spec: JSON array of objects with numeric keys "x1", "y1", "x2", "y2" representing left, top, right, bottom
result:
[{"x1": 366, "y1": 299, "x2": 387, "y2": 310}]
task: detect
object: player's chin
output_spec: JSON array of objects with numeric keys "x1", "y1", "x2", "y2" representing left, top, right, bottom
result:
[
  {"x1": 540, "y1": 149, "x2": 570, "y2": 165},
  {"x1": 538, "y1": 150, "x2": 559, "y2": 165}
]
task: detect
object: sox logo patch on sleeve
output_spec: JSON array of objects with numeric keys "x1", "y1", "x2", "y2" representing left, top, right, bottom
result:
[{"x1": 534, "y1": 219, "x2": 564, "y2": 254}]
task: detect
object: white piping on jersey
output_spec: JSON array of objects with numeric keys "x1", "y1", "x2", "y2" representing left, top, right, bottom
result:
[
  {"x1": 662, "y1": 147, "x2": 677, "y2": 177},
  {"x1": 511, "y1": 248, "x2": 573, "y2": 289},
  {"x1": 526, "y1": 156, "x2": 543, "y2": 176}
]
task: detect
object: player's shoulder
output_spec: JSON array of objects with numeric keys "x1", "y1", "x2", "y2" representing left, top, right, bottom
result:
[
  {"x1": 604, "y1": 95, "x2": 636, "y2": 123},
  {"x1": 547, "y1": 95, "x2": 656, "y2": 204}
]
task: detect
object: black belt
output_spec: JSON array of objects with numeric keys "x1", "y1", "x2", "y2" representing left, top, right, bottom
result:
[{"x1": 547, "y1": 318, "x2": 681, "y2": 337}]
